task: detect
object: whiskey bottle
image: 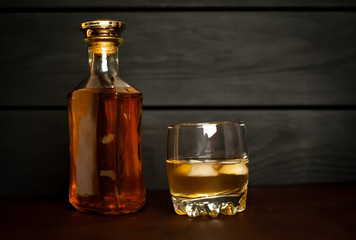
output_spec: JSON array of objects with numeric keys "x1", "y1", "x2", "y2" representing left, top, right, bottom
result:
[{"x1": 67, "y1": 20, "x2": 145, "y2": 214}]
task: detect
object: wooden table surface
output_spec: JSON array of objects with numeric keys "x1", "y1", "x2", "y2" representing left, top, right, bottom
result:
[{"x1": 1, "y1": 184, "x2": 355, "y2": 240}]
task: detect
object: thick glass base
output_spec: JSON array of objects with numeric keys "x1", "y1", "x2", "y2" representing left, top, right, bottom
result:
[
  {"x1": 69, "y1": 194, "x2": 145, "y2": 215},
  {"x1": 171, "y1": 191, "x2": 247, "y2": 218},
  {"x1": 70, "y1": 202, "x2": 145, "y2": 215}
]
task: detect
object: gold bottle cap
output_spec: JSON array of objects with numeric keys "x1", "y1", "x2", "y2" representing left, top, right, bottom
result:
[{"x1": 80, "y1": 20, "x2": 126, "y2": 38}]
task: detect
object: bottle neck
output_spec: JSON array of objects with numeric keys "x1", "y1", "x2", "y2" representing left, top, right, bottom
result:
[{"x1": 87, "y1": 39, "x2": 120, "y2": 76}]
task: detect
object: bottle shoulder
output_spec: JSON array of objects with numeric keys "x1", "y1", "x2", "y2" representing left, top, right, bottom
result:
[
  {"x1": 67, "y1": 88, "x2": 142, "y2": 106},
  {"x1": 68, "y1": 74, "x2": 142, "y2": 97}
]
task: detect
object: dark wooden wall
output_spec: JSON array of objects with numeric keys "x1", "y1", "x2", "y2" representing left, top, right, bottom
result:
[{"x1": 1, "y1": 1, "x2": 356, "y2": 196}]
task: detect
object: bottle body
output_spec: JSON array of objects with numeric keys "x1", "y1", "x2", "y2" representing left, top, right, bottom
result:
[{"x1": 67, "y1": 79, "x2": 145, "y2": 214}]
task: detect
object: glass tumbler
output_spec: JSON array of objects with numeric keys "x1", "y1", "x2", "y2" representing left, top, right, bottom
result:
[{"x1": 166, "y1": 121, "x2": 249, "y2": 218}]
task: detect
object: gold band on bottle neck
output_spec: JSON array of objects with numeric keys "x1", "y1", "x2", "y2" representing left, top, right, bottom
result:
[{"x1": 86, "y1": 39, "x2": 122, "y2": 55}]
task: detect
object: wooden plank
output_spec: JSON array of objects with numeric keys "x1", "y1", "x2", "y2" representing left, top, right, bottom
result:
[
  {"x1": 1, "y1": 12, "x2": 356, "y2": 107},
  {"x1": 2, "y1": 0, "x2": 356, "y2": 8},
  {"x1": 0, "y1": 110, "x2": 355, "y2": 196},
  {"x1": 0, "y1": 111, "x2": 70, "y2": 196}
]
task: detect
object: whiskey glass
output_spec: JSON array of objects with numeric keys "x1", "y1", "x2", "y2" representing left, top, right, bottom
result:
[{"x1": 166, "y1": 121, "x2": 249, "y2": 218}]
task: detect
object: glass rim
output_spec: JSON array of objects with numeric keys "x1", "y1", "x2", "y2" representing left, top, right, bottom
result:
[{"x1": 168, "y1": 121, "x2": 245, "y2": 128}]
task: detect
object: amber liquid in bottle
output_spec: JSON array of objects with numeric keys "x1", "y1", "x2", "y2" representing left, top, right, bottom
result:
[{"x1": 67, "y1": 20, "x2": 145, "y2": 214}]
